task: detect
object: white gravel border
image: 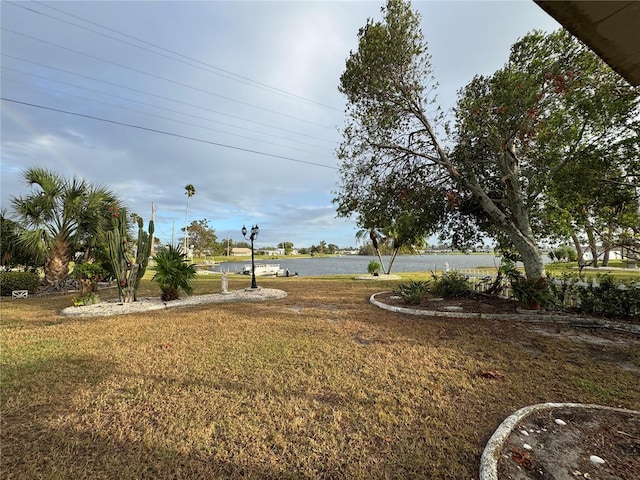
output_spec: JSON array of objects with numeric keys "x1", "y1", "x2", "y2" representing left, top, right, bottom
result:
[
  {"x1": 479, "y1": 403, "x2": 640, "y2": 480},
  {"x1": 61, "y1": 288, "x2": 287, "y2": 317}
]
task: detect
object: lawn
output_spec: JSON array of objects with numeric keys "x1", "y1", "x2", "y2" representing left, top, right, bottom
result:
[{"x1": 2, "y1": 275, "x2": 639, "y2": 479}]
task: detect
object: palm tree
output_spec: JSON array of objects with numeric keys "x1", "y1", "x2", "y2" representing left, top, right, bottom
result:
[
  {"x1": 355, "y1": 228, "x2": 388, "y2": 274},
  {"x1": 152, "y1": 244, "x2": 197, "y2": 301},
  {"x1": 184, "y1": 184, "x2": 196, "y2": 254},
  {"x1": 11, "y1": 167, "x2": 118, "y2": 287}
]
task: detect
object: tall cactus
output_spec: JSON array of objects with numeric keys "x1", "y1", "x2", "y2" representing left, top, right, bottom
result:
[
  {"x1": 133, "y1": 216, "x2": 154, "y2": 300},
  {"x1": 106, "y1": 207, "x2": 154, "y2": 303}
]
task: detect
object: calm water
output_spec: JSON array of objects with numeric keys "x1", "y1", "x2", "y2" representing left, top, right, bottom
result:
[{"x1": 217, "y1": 254, "x2": 507, "y2": 277}]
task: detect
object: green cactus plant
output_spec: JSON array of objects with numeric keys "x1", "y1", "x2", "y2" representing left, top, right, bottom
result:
[{"x1": 106, "y1": 207, "x2": 154, "y2": 303}]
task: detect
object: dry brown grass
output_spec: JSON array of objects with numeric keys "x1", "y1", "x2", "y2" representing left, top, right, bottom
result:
[{"x1": 2, "y1": 275, "x2": 639, "y2": 479}]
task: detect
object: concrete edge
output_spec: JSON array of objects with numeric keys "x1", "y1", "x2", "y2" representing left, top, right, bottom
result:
[
  {"x1": 61, "y1": 288, "x2": 288, "y2": 317},
  {"x1": 478, "y1": 403, "x2": 640, "y2": 480},
  {"x1": 369, "y1": 292, "x2": 640, "y2": 335}
]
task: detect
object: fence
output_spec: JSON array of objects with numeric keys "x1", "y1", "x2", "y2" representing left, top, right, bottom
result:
[{"x1": 455, "y1": 269, "x2": 510, "y2": 296}]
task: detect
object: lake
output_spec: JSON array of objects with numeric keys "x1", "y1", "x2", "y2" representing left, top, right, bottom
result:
[{"x1": 216, "y1": 254, "x2": 509, "y2": 277}]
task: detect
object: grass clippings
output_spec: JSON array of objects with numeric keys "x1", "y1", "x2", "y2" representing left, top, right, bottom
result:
[{"x1": 1, "y1": 275, "x2": 639, "y2": 479}]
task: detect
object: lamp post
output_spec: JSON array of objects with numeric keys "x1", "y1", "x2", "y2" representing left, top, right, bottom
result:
[{"x1": 242, "y1": 224, "x2": 259, "y2": 289}]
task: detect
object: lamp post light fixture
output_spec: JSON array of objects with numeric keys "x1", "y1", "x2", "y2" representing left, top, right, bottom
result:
[{"x1": 242, "y1": 224, "x2": 260, "y2": 289}]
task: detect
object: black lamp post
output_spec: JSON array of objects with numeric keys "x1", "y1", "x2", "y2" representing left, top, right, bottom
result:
[{"x1": 242, "y1": 224, "x2": 259, "y2": 289}]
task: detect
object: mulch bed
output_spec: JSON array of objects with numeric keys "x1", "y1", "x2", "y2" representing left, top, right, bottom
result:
[
  {"x1": 497, "y1": 406, "x2": 640, "y2": 480},
  {"x1": 375, "y1": 291, "x2": 531, "y2": 315},
  {"x1": 374, "y1": 291, "x2": 640, "y2": 326}
]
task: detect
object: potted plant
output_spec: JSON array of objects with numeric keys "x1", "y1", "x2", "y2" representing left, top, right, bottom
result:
[
  {"x1": 367, "y1": 260, "x2": 382, "y2": 276},
  {"x1": 511, "y1": 276, "x2": 548, "y2": 311}
]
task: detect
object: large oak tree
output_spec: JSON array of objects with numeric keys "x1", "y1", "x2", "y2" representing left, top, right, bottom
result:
[{"x1": 335, "y1": 0, "x2": 639, "y2": 280}]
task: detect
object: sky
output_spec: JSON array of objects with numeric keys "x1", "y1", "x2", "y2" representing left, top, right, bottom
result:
[{"x1": 1, "y1": 0, "x2": 561, "y2": 249}]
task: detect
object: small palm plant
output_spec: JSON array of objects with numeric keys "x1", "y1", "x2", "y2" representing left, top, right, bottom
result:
[
  {"x1": 367, "y1": 260, "x2": 382, "y2": 276},
  {"x1": 152, "y1": 244, "x2": 197, "y2": 301}
]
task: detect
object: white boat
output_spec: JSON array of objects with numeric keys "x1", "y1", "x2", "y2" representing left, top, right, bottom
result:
[
  {"x1": 195, "y1": 261, "x2": 221, "y2": 273},
  {"x1": 242, "y1": 263, "x2": 284, "y2": 276}
]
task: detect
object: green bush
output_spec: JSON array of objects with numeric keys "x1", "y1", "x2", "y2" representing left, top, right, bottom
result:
[
  {"x1": 546, "y1": 270, "x2": 580, "y2": 310},
  {"x1": 393, "y1": 280, "x2": 431, "y2": 304},
  {"x1": 72, "y1": 262, "x2": 107, "y2": 294},
  {"x1": 431, "y1": 271, "x2": 470, "y2": 298},
  {"x1": 72, "y1": 262, "x2": 106, "y2": 281},
  {"x1": 367, "y1": 260, "x2": 382, "y2": 275},
  {"x1": 511, "y1": 276, "x2": 549, "y2": 309},
  {"x1": 549, "y1": 245, "x2": 577, "y2": 262},
  {"x1": 575, "y1": 274, "x2": 639, "y2": 319},
  {"x1": 0, "y1": 271, "x2": 40, "y2": 296},
  {"x1": 152, "y1": 245, "x2": 197, "y2": 301},
  {"x1": 545, "y1": 273, "x2": 640, "y2": 318},
  {"x1": 72, "y1": 292, "x2": 100, "y2": 307}
]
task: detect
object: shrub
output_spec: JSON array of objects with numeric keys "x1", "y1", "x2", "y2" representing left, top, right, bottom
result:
[
  {"x1": 393, "y1": 280, "x2": 431, "y2": 304},
  {"x1": 546, "y1": 270, "x2": 580, "y2": 310},
  {"x1": 576, "y1": 274, "x2": 640, "y2": 318},
  {"x1": 0, "y1": 271, "x2": 40, "y2": 296},
  {"x1": 544, "y1": 272, "x2": 640, "y2": 318},
  {"x1": 549, "y1": 245, "x2": 577, "y2": 262},
  {"x1": 367, "y1": 260, "x2": 381, "y2": 275},
  {"x1": 152, "y1": 245, "x2": 197, "y2": 300},
  {"x1": 511, "y1": 276, "x2": 549, "y2": 309},
  {"x1": 72, "y1": 262, "x2": 106, "y2": 294},
  {"x1": 431, "y1": 271, "x2": 470, "y2": 298},
  {"x1": 72, "y1": 292, "x2": 100, "y2": 307}
]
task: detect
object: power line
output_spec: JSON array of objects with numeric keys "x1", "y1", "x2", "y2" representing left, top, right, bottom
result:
[
  {"x1": 2, "y1": 27, "x2": 337, "y2": 131},
  {"x1": 31, "y1": 0, "x2": 341, "y2": 111},
  {"x1": 8, "y1": 0, "x2": 342, "y2": 112},
  {"x1": 2, "y1": 66, "x2": 334, "y2": 153},
  {"x1": 2, "y1": 54, "x2": 336, "y2": 144},
  {"x1": 1, "y1": 97, "x2": 338, "y2": 170},
  {"x1": 1, "y1": 75, "x2": 331, "y2": 158}
]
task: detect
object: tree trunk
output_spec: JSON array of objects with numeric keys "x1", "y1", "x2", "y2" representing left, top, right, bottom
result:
[
  {"x1": 460, "y1": 175, "x2": 545, "y2": 279},
  {"x1": 416, "y1": 110, "x2": 546, "y2": 280},
  {"x1": 374, "y1": 247, "x2": 387, "y2": 275},
  {"x1": 570, "y1": 232, "x2": 585, "y2": 267},
  {"x1": 387, "y1": 247, "x2": 400, "y2": 274},
  {"x1": 601, "y1": 228, "x2": 612, "y2": 267},
  {"x1": 44, "y1": 240, "x2": 70, "y2": 286},
  {"x1": 508, "y1": 230, "x2": 545, "y2": 279},
  {"x1": 586, "y1": 224, "x2": 599, "y2": 267}
]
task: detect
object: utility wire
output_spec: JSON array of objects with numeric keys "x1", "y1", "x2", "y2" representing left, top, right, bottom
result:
[
  {"x1": 9, "y1": 0, "x2": 342, "y2": 111},
  {"x1": 1, "y1": 75, "x2": 330, "y2": 158},
  {"x1": 2, "y1": 54, "x2": 336, "y2": 144},
  {"x1": 2, "y1": 27, "x2": 337, "y2": 131},
  {"x1": 1, "y1": 97, "x2": 338, "y2": 170},
  {"x1": 2, "y1": 66, "x2": 334, "y2": 152}
]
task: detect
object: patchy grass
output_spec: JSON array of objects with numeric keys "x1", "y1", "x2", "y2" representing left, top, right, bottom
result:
[{"x1": 1, "y1": 275, "x2": 639, "y2": 479}]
